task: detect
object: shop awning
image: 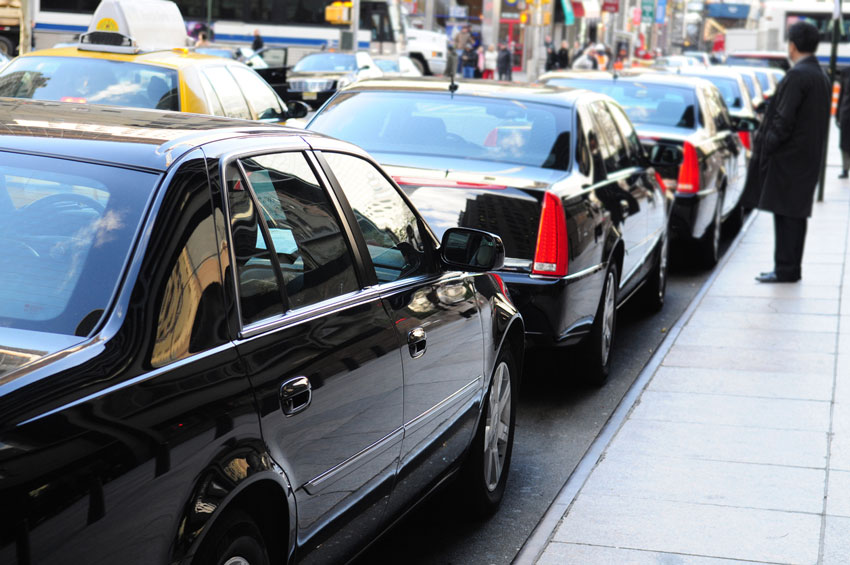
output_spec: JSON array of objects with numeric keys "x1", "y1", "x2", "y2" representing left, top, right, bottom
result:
[{"x1": 572, "y1": 0, "x2": 601, "y2": 19}]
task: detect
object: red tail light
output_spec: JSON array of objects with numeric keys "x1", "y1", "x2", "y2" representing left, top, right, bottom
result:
[
  {"x1": 676, "y1": 142, "x2": 700, "y2": 194},
  {"x1": 654, "y1": 170, "x2": 667, "y2": 194},
  {"x1": 737, "y1": 131, "x2": 752, "y2": 150},
  {"x1": 532, "y1": 192, "x2": 568, "y2": 277}
]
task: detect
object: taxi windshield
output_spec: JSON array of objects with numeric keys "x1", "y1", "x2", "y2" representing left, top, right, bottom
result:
[
  {"x1": 309, "y1": 91, "x2": 573, "y2": 170},
  {"x1": 0, "y1": 153, "x2": 155, "y2": 336},
  {"x1": 0, "y1": 56, "x2": 180, "y2": 111},
  {"x1": 293, "y1": 53, "x2": 357, "y2": 72}
]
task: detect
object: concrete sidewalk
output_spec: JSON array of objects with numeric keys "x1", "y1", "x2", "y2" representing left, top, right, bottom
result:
[{"x1": 530, "y1": 133, "x2": 850, "y2": 564}]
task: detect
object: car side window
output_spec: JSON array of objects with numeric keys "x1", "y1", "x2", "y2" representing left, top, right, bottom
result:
[
  {"x1": 225, "y1": 161, "x2": 285, "y2": 325},
  {"x1": 323, "y1": 152, "x2": 433, "y2": 284},
  {"x1": 590, "y1": 102, "x2": 628, "y2": 173},
  {"x1": 238, "y1": 152, "x2": 360, "y2": 313},
  {"x1": 229, "y1": 66, "x2": 285, "y2": 121},
  {"x1": 711, "y1": 89, "x2": 733, "y2": 131},
  {"x1": 575, "y1": 114, "x2": 592, "y2": 177},
  {"x1": 203, "y1": 67, "x2": 252, "y2": 120},
  {"x1": 199, "y1": 72, "x2": 225, "y2": 117},
  {"x1": 608, "y1": 104, "x2": 644, "y2": 167}
]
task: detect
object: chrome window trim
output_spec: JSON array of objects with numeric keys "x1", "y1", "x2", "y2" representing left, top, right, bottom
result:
[{"x1": 529, "y1": 262, "x2": 607, "y2": 282}]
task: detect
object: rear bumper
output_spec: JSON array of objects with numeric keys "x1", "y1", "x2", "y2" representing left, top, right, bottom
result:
[
  {"x1": 500, "y1": 266, "x2": 605, "y2": 348},
  {"x1": 670, "y1": 191, "x2": 720, "y2": 241}
]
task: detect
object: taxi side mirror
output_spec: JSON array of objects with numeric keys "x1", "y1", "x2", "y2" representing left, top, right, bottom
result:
[
  {"x1": 730, "y1": 115, "x2": 758, "y2": 132},
  {"x1": 286, "y1": 100, "x2": 310, "y2": 119}
]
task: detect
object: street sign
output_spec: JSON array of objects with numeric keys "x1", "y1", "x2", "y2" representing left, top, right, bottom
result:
[
  {"x1": 656, "y1": 0, "x2": 667, "y2": 23},
  {"x1": 641, "y1": 0, "x2": 654, "y2": 21},
  {"x1": 603, "y1": 0, "x2": 620, "y2": 13},
  {"x1": 560, "y1": 0, "x2": 575, "y2": 24}
]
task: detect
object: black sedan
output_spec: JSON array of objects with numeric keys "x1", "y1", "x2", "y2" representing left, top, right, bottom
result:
[
  {"x1": 284, "y1": 51, "x2": 383, "y2": 109},
  {"x1": 0, "y1": 99, "x2": 524, "y2": 564},
  {"x1": 541, "y1": 71, "x2": 753, "y2": 266},
  {"x1": 308, "y1": 78, "x2": 669, "y2": 384}
]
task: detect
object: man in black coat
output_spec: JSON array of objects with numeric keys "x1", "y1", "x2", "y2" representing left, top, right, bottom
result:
[
  {"x1": 837, "y1": 68, "x2": 850, "y2": 177},
  {"x1": 497, "y1": 43, "x2": 512, "y2": 81},
  {"x1": 743, "y1": 22, "x2": 831, "y2": 283}
]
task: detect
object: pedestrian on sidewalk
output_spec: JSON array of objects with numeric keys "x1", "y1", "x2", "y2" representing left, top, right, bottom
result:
[
  {"x1": 497, "y1": 43, "x2": 512, "y2": 81},
  {"x1": 461, "y1": 43, "x2": 477, "y2": 79},
  {"x1": 837, "y1": 67, "x2": 850, "y2": 178},
  {"x1": 557, "y1": 40, "x2": 570, "y2": 69},
  {"x1": 251, "y1": 29, "x2": 263, "y2": 52},
  {"x1": 743, "y1": 21, "x2": 831, "y2": 283},
  {"x1": 483, "y1": 44, "x2": 497, "y2": 79}
]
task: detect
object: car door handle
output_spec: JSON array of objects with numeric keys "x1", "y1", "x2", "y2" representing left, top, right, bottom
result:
[
  {"x1": 408, "y1": 327, "x2": 427, "y2": 359},
  {"x1": 280, "y1": 376, "x2": 312, "y2": 416}
]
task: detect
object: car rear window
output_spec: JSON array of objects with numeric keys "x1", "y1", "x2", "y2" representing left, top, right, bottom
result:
[
  {"x1": 0, "y1": 153, "x2": 155, "y2": 336},
  {"x1": 0, "y1": 56, "x2": 180, "y2": 111},
  {"x1": 755, "y1": 70, "x2": 771, "y2": 92},
  {"x1": 309, "y1": 91, "x2": 573, "y2": 170},
  {"x1": 293, "y1": 53, "x2": 357, "y2": 72},
  {"x1": 546, "y1": 78, "x2": 698, "y2": 130},
  {"x1": 695, "y1": 76, "x2": 744, "y2": 109}
]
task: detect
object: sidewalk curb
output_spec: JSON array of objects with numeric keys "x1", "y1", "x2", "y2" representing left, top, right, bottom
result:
[{"x1": 511, "y1": 211, "x2": 761, "y2": 565}]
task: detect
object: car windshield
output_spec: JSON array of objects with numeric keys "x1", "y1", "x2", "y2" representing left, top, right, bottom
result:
[
  {"x1": 0, "y1": 153, "x2": 155, "y2": 335},
  {"x1": 547, "y1": 79, "x2": 698, "y2": 130},
  {"x1": 309, "y1": 91, "x2": 573, "y2": 170},
  {"x1": 374, "y1": 59, "x2": 400, "y2": 72},
  {"x1": 0, "y1": 56, "x2": 180, "y2": 111},
  {"x1": 694, "y1": 76, "x2": 744, "y2": 109},
  {"x1": 293, "y1": 53, "x2": 357, "y2": 72}
]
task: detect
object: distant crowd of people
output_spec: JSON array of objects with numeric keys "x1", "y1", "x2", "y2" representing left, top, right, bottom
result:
[{"x1": 447, "y1": 25, "x2": 623, "y2": 81}]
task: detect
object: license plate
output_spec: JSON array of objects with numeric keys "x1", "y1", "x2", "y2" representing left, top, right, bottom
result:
[{"x1": 303, "y1": 92, "x2": 318, "y2": 100}]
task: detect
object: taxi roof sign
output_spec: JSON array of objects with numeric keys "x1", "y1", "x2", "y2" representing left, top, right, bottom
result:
[{"x1": 79, "y1": 0, "x2": 190, "y2": 54}]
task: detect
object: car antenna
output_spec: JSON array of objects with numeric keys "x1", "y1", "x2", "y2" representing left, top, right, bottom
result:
[{"x1": 449, "y1": 72, "x2": 458, "y2": 96}]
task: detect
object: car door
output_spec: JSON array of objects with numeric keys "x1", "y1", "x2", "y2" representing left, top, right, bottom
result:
[
  {"x1": 229, "y1": 65, "x2": 288, "y2": 123},
  {"x1": 588, "y1": 101, "x2": 649, "y2": 289},
  {"x1": 317, "y1": 150, "x2": 486, "y2": 516},
  {"x1": 710, "y1": 87, "x2": 746, "y2": 215},
  {"x1": 702, "y1": 87, "x2": 739, "y2": 218},
  {"x1": 218, "y1": 148, "x2": 404, "y2": 564},
  {"x1": 609, "y1": 102, "x2": 667, "y2": 268}
]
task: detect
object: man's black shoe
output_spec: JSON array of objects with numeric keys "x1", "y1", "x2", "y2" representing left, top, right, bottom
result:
[
  {"x1": 841, "y1": 171, "x2": 849, "y2": 179},
  {"x1": 755, "y1": 271, "x2": 800, "y2": 283}
]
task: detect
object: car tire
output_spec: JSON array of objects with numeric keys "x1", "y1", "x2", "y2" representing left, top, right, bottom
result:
[
  {"x1": 457, "y1": 348, "x2": 517, "y2": 518},
  {"x1": 410, "y1": 56, "x2": 428, "y2": 75},
  {"x1": 194, "y1": 509, "x2": 270, "y2": 565},
  {"x1": 582, "y1": 263, "x2": 619, "y2": 386},
  {"x1": 0, "y1": 36, "x2": 13, "y2": 56},
  {"x1": 724, "y1": 202, "x2": 745, "y2": 236},
  {"x1": 641, "y1": 231, "x2": 668, "y2": 312},
  {"x1": 699, "y1": 198, "x2": 722, "y2": 269}
]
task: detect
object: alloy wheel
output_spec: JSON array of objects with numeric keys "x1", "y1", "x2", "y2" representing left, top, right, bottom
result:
[
  {"x1": 601, "y1": 271, "x2": 616, "y2": 366},
  {"x1": 224, "y1": 558, "x2": 251, "y2": 565},
  {"x1": 658, "y1": 235, "x2": 668, "y2": 302},
  {"x1": 484, "y1": 361, "x2": 512, "y2": 492},
  {"x1": 711, "y1": 202, "x2": 721, "y2": 260}
]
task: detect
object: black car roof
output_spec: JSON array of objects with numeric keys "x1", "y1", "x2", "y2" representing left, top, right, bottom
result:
[
  {"x1": 341, "y1": 76, "x2": 590, "y2": 107},
  {"x1": 0, "y1": 98, "x2": 319, "y2": 172}
]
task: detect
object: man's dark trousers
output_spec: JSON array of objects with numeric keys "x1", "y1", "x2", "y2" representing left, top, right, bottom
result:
[{"x1": 774, "y1": 214, "x2": 807, "y2": 280}]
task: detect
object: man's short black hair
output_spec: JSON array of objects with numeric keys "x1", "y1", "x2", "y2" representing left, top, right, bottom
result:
[{"x1": 788, "y1": 21, "x2": 820, "y2": 54}]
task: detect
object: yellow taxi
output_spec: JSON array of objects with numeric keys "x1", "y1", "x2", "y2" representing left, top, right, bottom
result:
[{"x1": 0, "y1": 0, "x2": 307, "y2": 123}]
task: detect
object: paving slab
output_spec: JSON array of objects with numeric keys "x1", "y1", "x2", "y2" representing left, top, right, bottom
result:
[
  {"x1": 696, "y1": 295, "x2": 839, "y2": 315},
  {"x1": 629, "y1": 391, "x2": 831, "y2": 432},
  {"x1": 662, "y1": 344, "x2": 835, "y2": 375},
  {"x1": 605, "y1": 419, "x2": 828, "y2": 469},
  {"x1": 826, "y1": 469, "x2": 850, "y2": 517},
  {"x1": 674, "y1": 326, "x2": 836, "y2": 354},
  {"x1": 822, "y1": 516, "x2": 850, "y2": 565},
  {"x1": 581, "y1": 453, "x2": 825, "y2": 514},
  {"x1": 685, "y1": 310, "x2": 838, "y2": 333},
  {"x1": 538, "y1": 543, "x2": 764, "y2": 565},
  {"x1": 554, "y1": 494, "x2": 821, "y2": 564},
  {"x1": 648, "y1": 366, "x2": 834, "y2": 402}
]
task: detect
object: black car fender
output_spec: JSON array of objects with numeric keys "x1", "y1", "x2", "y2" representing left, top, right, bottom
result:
[
  {"x1": 174, "y1": 441, "x2": 296, "y2": 565},
  {"x1": 470, "y1": 273, "x2": 524, "y2": 396}
]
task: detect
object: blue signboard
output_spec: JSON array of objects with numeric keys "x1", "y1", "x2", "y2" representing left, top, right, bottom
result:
[
  {"x1": 656, "y1": 0, "x2": 667, "y2": 23},
  {"x1": 706, "y1": 3, "x2": 750, "y2": 19},
  {"x1": 561, "y1": 0, "x2": 576, "y2": 25}
]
